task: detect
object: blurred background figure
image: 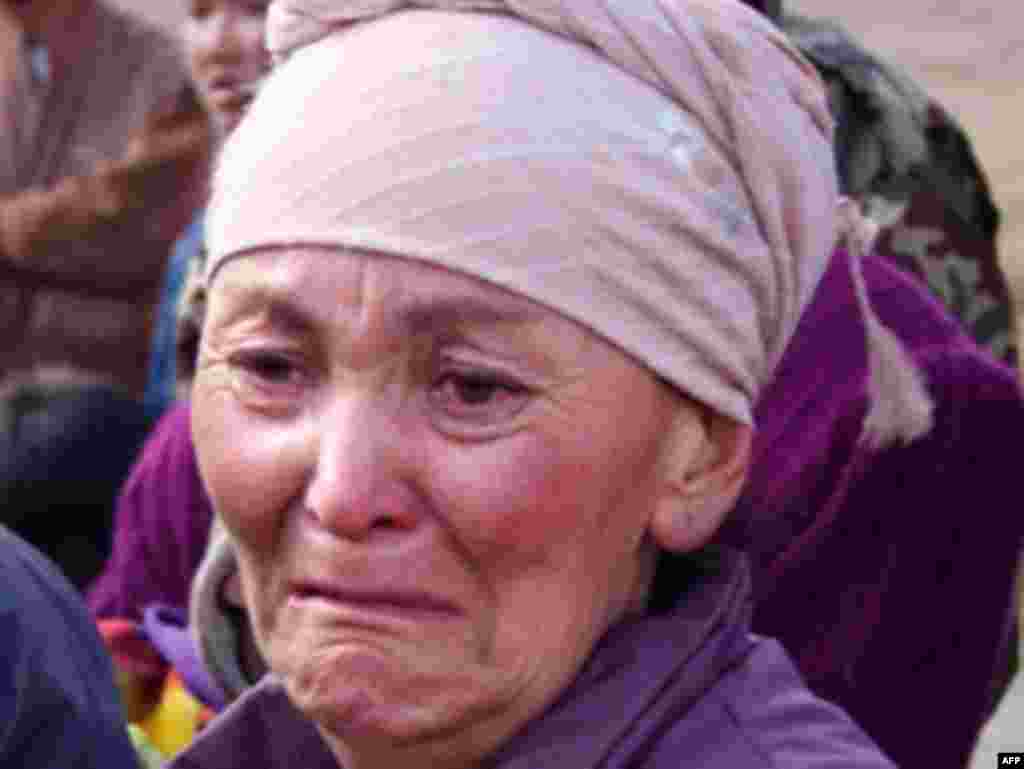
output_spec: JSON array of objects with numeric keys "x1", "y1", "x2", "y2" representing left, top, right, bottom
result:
[
  {"x1": 784, "y1": 0, "x2": 1024, "y2": 366},
  {"x1": 729, "y1": 5, "x2": 1023, "y2": 769},
  {"x1": 87, "y1": 3, "x2": 271, "y2": 761},
  {"x1": 779, "y1": 9, "x2": 1015, "y2": 365},
  {"x1": 92, "y1": 0, "x2": 269, "y2": 617},
  {"x1": 145, "y1": 0, "x2": 270, "y2": 409},
  {"x1": 0, "y1": 0, "x2": 211, "y2": 588},
  {"x1": 0, "y1": 0, "x2": 209, "y2": 394},
  {"x1": 0, "y1": 524, "x2": 139, "y2": 768}
]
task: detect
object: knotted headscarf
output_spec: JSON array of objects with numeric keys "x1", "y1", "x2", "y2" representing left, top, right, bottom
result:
[{"x1": 205, "y1": 0, "x2": 931, "y2": 444}]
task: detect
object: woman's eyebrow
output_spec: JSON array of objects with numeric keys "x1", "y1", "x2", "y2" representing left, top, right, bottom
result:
[
  {"x1": 395, "y1": 296, "x2": 538, "y2": 336},
  {"x1": 220, "y1": 276, "x2": 540, "y2": 338},
  {"x1": 219, "y1": 283, "x2": 320, "y2": 336}
]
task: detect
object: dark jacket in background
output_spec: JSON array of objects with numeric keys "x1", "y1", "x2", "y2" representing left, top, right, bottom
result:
[{"x1": 0, "y1": 525, "x2": 138, "y2": 768}]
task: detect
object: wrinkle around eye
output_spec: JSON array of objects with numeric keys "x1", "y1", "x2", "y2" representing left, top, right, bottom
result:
[
  {"x1": 221, "y1": 347, "x2": 317, "y2": 416},
  {"x1": 234, "y1": 350, "x2": 303, "y2": 386},
  {"x1": 428, "y1": 368, "x2": 533, "y2": 436}
]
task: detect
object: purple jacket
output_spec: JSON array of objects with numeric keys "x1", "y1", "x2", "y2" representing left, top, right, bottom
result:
[
  {"x1": 90, "y1": 248, "x2": 1024, "y2": 768},
  {"x1": 169, "y1": 550, "x2": 895, "y2": 769},
  {"x1": 722, "y1": 250, "x2": 1024, "y2": 769},
  {"x1": 88, "y1": 402, "x2": 213, "y2": 620}
]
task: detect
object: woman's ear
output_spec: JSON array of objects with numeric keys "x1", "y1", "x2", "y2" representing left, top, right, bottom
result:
[{"x1": 649, "y1": 405, "x2": 753, "y2": 553}]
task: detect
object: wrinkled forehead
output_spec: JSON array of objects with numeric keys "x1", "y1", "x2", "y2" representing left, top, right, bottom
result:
[{"x1": 209, "y1": 245, "x2": 576, "y2": 341}]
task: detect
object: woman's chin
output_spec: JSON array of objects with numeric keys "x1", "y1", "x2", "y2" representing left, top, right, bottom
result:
[
  {"x1": 277, "y1": 642, "x2": 510, "y2": 745},
  {"x1": 300, "y1": 686, "x2": 445, "y2": 745}
]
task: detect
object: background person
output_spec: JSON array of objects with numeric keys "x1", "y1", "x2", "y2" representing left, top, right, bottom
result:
[
  {"x1": 0, "y1": 525, "x2": 139, "y2": 768},
  {"x1": 0, "y1": 0, "x2": 209, "y2": 395},
  {"x1": 145, "y1": 0, "x2": 270, "y2": 410},
  {"x1": 777, "y1": 5, "x2": 1015, "y2": 364},
  {"x1": 89, "y1": 0, "x2": 269, "y2": 622},
  {"x1": 0, "y1": 0, "x2": 211, "y2": 588}
]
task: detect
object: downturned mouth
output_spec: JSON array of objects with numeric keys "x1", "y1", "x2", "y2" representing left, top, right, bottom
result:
[{"x1": 290, "y1": 581, "x2": 461, "y2": 619}]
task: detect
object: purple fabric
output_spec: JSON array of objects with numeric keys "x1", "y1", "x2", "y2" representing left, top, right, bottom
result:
[
  {"x1": 168, "y1": 550, "x2": 895, "y2": 769},
  {"x1": 87, "y1": 402, "x2": 213, "y2": 621},
  {"x1": 722, "y1": 248, "x2": 1024, "y2": 769},
  {"x1": 141, "y1": 605, "x2": 228, "y2": 711},
  {"x1": 167, "y1": 678, "x2": 336, "y2": 769}
]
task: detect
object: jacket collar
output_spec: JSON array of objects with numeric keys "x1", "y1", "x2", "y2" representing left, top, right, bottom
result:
[
  {"x1": 484, "y1": 548, "x2": 753, "y2": 769},
  {"x1": 176, "y1": 548, "x2": 753, "y2": 769}
]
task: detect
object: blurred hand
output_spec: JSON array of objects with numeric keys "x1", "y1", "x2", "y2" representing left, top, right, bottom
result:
[
  {"x1": 0, "y1": 84, "x2": 212, "y2": 282},
  {"x1": 103, "y1": 84, "x2": 213, "y2": 243}
]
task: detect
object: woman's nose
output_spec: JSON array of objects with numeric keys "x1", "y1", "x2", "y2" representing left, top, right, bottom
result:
[{"x1": 303, "y1": 395, "x2": 421, "y2": 541}]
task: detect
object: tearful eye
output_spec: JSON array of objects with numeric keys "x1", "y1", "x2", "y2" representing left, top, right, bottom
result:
[
  {"x1": 226, "y1": 349, "x2": 312, "y2": 416},
  {"x1": 446, "y1": 373, "x2": 511, "y2": 405},
  {"x1": 237, "y1": 351, "x2": 298, "y2": 384},
  {"x1": 430, "y1": 368, "x2": 532, "y2": 430},
  {"x1": 227, "y1": 349, "x2": 313, "y2": 398}
]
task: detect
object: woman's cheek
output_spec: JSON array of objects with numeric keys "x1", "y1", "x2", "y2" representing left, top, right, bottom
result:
[
  {"x1": 431, "y1": 432, "x2": 576, "y2": 564},
  {"x1": 191, "y1": 371, "x2": 309, "y2": 550}
]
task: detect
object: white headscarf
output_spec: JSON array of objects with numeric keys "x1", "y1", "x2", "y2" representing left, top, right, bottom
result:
[{"x1": 206, "y1": 0, "x2": 931, "y2": 444}]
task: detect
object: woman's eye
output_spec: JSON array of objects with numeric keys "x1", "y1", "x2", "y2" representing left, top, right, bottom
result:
[
  {"x1": 226, "y1": 350, "x2": 313, "y2": 415},
  {"x1": 230, "y1": 351, "x2": 307, "y2": 392},
  {"x1": 448, "y1": 374, "x2": 503, "y2": 404},
  {"x1": 431, "y1": 369, "x2": 531, "y2": 424}
]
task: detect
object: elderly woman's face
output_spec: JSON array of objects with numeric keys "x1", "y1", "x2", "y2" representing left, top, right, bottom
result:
[{"x1": 192, "y1": 247, "x2": 683, "y2": 751}]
